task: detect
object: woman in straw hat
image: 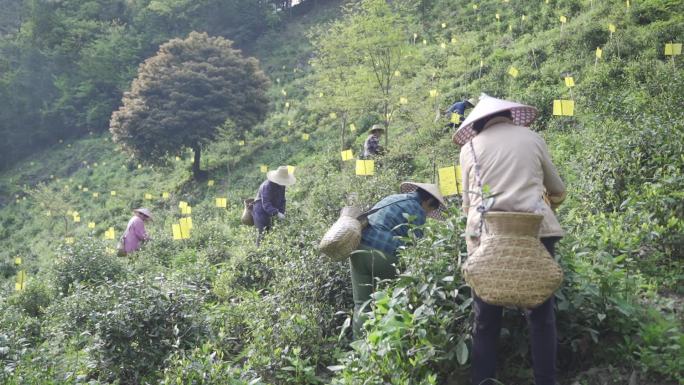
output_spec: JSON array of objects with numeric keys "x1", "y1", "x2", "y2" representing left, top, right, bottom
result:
[
  {"x1": 362, "y1": 124, "x2": 385, "y2": 158},
  {"x1": 120, "y1": 208, "x2": 152, "y2": 255},
  {"x1": 454, "y1": 94, "x2": 567, "y2": 385},
  {"x1": 350, "y1": 182, "x2": 446, "y2": 338},
  {"x1": 252, "y1": 165, "x2": 296, "y2": 244},
  {"x1": 445, "y1": 97, "x2": 477, "y2": 128}
]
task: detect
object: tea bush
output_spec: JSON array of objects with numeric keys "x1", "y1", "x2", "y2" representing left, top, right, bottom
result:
[
  {"x1": 86, "y1": 276, "x2": 206, "y2": 383},
  {"x1": 51, "y1": 239, "x2": 127, "y2": 294}
]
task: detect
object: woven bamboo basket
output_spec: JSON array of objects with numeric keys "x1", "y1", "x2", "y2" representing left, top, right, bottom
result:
[
  {"x1": 462, "y1": 212, "x2": 563, "y2": 308},
  {"x1": 319, "y1": 206, "x2": 364, "y2": 262},
  {"x1": 241, "y1": 199, "x2": 255, "y2": 226}
]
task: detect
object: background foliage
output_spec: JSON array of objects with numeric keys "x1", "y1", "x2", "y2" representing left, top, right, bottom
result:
[{"x1": 0, "y1": 0, "x2": 682, "y2": 384}]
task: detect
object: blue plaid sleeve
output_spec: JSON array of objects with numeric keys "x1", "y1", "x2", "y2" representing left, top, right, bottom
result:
[{"x1": 360, "y1": 193, "x2": 427, "y2": 256}]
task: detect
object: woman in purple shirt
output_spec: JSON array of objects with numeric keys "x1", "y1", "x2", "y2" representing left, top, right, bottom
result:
[
  {"x1": 121, "y1": 208, "x2": 152, "y2": 254},
  {"x1": 252, "y1": 166, "x2": 296, "y2": 244}
]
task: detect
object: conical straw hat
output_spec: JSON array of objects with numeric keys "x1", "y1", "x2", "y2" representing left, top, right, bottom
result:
[
  {"x1": 452, "y1": 94, "x2": 538, "y2": 147},
  {"x1": 400, "y1": 182, "x2": 447, "y2": 219},
  {"x1": 134, "y1": 208, "x2": 153, "y2": 220},
  {"x1": 368, "y1": 124, "x2": 385, "y2": 133},
  {"x1": 267, "y1": 166, "x2": 296, "y2": 186}
]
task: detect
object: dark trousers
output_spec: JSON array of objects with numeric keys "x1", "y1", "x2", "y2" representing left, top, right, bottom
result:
[
  {"x1": 471, "y1": 237, "x2": 560, "y2": 385},
  {"x1": 253, "y1": 202, "x2": 272, "y2": 246}
]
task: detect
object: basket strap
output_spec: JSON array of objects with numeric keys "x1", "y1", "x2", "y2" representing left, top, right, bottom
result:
[
  {"x1": 356, "y1": 198, "x2": 415, "y2": 221},
  {"x1": 468, "y1": 139, "x2": 489, "y2": 236}
]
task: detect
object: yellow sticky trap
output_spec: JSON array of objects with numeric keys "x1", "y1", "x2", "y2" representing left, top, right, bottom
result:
[
  {"x1": 285, "y1": 102, "x2": 290, "y2": 108},
  {"x1": 400, "y1": 96, "x2": 408, "y2": 105},
  {"x1": 288, "y1": 120, "x2": 292, "y2": 126},
  {"x1": 15, "y1": 257, "x2": 22, "y2": 265},
  {"x1": 560, "y1": 16, "x2": 567, "y2": 23},
  {"x1": 172, "y1": 224, "x2": 182, "y2": 240},
  {"x1": 216, "y1": 198, "x2": 227, "y2": 208},
  {"x1": 186, "y1": 217, "x2": 193, "y2": 229},
  {"x1": 441, "y1": 23, "x2": 447, "y2": 28},
  {"x1": 355, "y1": 160, "x2": 375, "y2": 176},
  {"x1": 88, "y1": 222, "x2": 96, "y2": 229},
  {"x1": 565, "y1": 77, "x2": 575, "y2": 87},
  {"x1": 46, "y1": 211, "x2": 51, "y2": 217},
  {"x1": 318, "y1": 92, "x2": 324, "y2": 98},
  {"x1": 15, "y1": 270, "x2": 26, "y2": 291},
  {"x1": 553, "y1": 100, "x2": 575, "y2": 116},
  {"x1": 238, "y1": 140, "x2": 245, "y2": 146},
  {"x1": 93, "y1": 192, "x2": 99, "y2": 198},
  {"x1": 302, "y1": 133, "x2": 310, "y2": 141},
  {"x1": 429, "y1": 89, "x2": 439, "y2": 98},
  {"x1": 341, "y1": 149, "x2": 354, "y2": 161},
  {"x1": 440, "y1": 42, "x2": 447, "y2": 49},
  {"x1": 282, "y1": 137, "x2": 289, "y2": 143},
  {"x1": 162, "y1": 192, "x2": 170, "y2": 199},
  {"x1": 73, "y1": 215, "x2": 81, "y2": 223},
  {"x1": 626, "y1": 0, "x2": 630, "y2": 7},
  {"x1": 145, "y1": 193, "x2": 153, "y2": 200},
  {"x1": 508, "y1": 67, "x2": 519, "y2": 78},
  {"x1": 422, "y1": 39, "x2": 427, "y2": 45},
  {"x1": 451, "y1": 36, "x2": 457, "y2": 44},
  {"x1": 349, "y1": 124, "x2": 357, "y2": 132},
  {"x1": 394, "y1": 70, "x2": 401, "y2": 77},
  {"x1": 608, "y1": 23, "x2": 616, "y2": 33},
  {"x1": 65, "y1": 237, "x2": 75, "y2": 244},
  {"x1": 181, "y1": 205, "x2": 192, "y2": 215},
  {"x1": 521, "y1": 14, "x2": 526, "y2": 21},
  {"x1": 480, "y1": 59, "x2": 484, "y2": 68},
  {"x1": 111, "y1": 191, "x2": 116, "y2": 196},
  {"x1": 508, "y1": 24, "x2": 512, "y2": 32},
  {"x1": 450, "y1": 114, "x2": 462, "y2": 124},
  {"x1": 281, "y1": 89, "x2": 287, "y2": 96},
  {"x1": 104, "y1": 228, "x2": 115, "y2": 240},
  {"x1": 472, "y1": 4, "x2": 478, "y2": 9},
  {"x1": 179, "y1": 201, "x2": 188, "y2": 209},
  {"x1": 83, "y1": 187, "x2": 89, "y2": 192},
  {"x1": 260, "y1": 165, "x2": 268, "y2": 173},
  {"x1": 595, "y1": 47, "x2": 603, "y2": 58},
  {"x1": 175, "y1": 156, "x2": 181, "y2": 161},
  {"x1": 179, "y1": 218, "x2": 191, "y2": 238},
  {"x1": 329, "y1": 112, "x2": 337, "y2": 119},
  {"x1": 287, "y1": 165, "x2": 296, "y2": 174},
  {"x1": 495, "y1": 13, "x2": 500, "y2": 21},
  {"x1": 208, "y1": 180, "x2": 215, "y2": 186},
  {"x1": 665, "y1": 43, "x2": 682, "y2": 56},
  {"x1": 138, "y1": 164, "x2": 142, "y2": 169},
  {"x1": 438, "y1": 166, "x2": 462, "y2": 196}
]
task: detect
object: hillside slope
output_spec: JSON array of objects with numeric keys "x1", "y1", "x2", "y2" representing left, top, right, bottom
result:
[{"x1": 1, "y1": 0, "x2": 682, "y2": 384}]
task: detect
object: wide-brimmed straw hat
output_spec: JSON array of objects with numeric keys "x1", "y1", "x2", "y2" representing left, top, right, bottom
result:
[
  {"x1": 466, "y1": 97, "x2": 477, "y2": 107},
  {"x1": 400, "y1": 182, "x2": 447, "y2": 219},
  {"x1": 369, "y1": 124, "x2": 385, "y2": 134},
  {"x1": 452, "y1": 94, "x2": 538, "y2": 147},
  {"x1": 134, "y1": 208, "x2": 153, "y2": 220},
  {"x1": 267, "y1": 166, "x2": 296, "y2": 186}
]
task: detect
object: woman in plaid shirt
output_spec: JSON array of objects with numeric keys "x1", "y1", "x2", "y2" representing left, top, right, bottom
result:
[{"x1": 350, "y1": 182, "x2": 446, "y2": 338}]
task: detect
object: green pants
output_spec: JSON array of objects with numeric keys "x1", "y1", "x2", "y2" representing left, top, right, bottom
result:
[{"x1": 349, "y1": 246, "x2": 399, "y2": 338}]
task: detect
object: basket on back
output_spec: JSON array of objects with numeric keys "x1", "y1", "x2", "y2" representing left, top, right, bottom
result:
[
  {"x1": 241, "y1": 198, "x2": 255, "y2": 226},
  {"x1": 463, "y1": 212, "x2": 563, "y2": 308},
  {"x1": 319, "y1": 206, "x2": 364, "y2": 262}
]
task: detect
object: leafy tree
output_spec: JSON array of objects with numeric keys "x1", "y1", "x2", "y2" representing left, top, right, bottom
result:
[
  {"x1": 110, "y1": 31, "x2": 270, "y2": 178},
  {"x1": 311, "y1": 0, "x2": 412, "y2": 148}
]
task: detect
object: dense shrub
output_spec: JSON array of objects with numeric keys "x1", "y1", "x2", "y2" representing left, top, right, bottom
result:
[
  {"x1": 52, "y1": 239, "x2": 127, "y2": 294},
  {"x1": 87, "y1": 276, "x2": 206, "y2": 384}
]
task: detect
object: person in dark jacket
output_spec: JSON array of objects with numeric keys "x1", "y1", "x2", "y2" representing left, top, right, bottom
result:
[
  {"x1": 350, "y1": 182, "x2": 447, "y2": 338},
  {"x1": 445, "y1": 97, "x2": 476, "y2": 128},
  {"x1": 252, "y1": 166, "x2": 296, "y2": 244},
  {"x1": 362, "y1": 124, "x2": 385, "y2": 158}
]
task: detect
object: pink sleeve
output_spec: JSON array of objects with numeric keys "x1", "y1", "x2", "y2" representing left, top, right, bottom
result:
[{"x1": 132, "y1": 218, "x2": 148, "y2": 241}]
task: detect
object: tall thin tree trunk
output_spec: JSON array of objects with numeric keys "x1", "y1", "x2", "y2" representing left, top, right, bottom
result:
[{"x1": 192, "y1": 145, "x2": 202, "y2": 179}]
